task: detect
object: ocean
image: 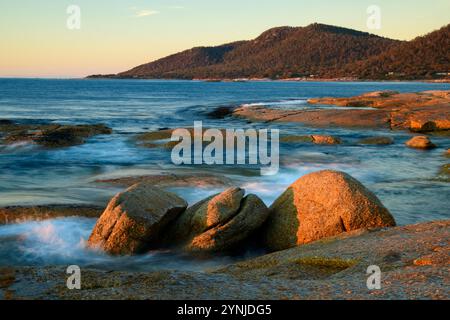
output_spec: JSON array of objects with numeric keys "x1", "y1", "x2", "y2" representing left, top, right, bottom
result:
[{"x1": 0, "y1": 78, "x2": 449, "y2": 270}]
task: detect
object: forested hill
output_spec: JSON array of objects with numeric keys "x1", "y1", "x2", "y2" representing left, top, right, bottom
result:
[{"x1": 88, "y1": 23, "x2": 449, "y2": 80}]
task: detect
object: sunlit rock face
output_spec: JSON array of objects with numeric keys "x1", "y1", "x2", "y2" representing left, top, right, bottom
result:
[
  {"x1": 87, "y1": 183, "x2": 187, "y2": 255},
  {"x1": 405, "y1": 136, "x2": 437, "y2": 149},
  {"x1": 264, "y1": 170, "x2": 396, "y2": 251}
]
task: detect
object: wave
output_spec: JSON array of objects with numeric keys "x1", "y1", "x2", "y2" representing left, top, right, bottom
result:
[
  {"x1": 0, "y1": 217, "x2": 240, "y2": 271},
  {"x1": 241, "y1": 99, "x2": 308, "y2": 109}
]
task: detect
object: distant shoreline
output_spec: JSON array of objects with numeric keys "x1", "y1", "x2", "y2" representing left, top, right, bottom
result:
[
  {"x1": 84, "y1": 76, "x2": 450, "y2": 83},
  {"x1": 1, "y1": 77, "x2": 449, "y2": 84}
]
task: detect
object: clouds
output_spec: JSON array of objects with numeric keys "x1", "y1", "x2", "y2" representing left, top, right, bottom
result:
[
  {"x1": 130, "y1": 4, "x2": 184, "y2": 18},
  {"x1": 134, "y1": 9, "x2": 160, "y2": 18}
]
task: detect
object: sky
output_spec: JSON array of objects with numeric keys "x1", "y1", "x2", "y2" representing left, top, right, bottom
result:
[{"x1": 1, "y1": 0, "x2": 449, "y2": 78}]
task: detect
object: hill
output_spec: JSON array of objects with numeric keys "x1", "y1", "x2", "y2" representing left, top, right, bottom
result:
[
  {"x1": 343, "y1": 24, "x2": 450, "y2": 79},
  {"x1": 88, "y1": 23, "x2": 449, "y2": 80}
]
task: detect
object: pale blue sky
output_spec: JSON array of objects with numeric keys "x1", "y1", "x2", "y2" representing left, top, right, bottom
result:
[{"x1": 1, "y1": 0, "x2": 449, "y2": 77}]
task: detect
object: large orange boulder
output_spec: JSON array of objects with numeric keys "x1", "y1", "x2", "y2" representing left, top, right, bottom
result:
[
  {"x1": 264, "y1": 170, "x2": 396, "y2": 251},
  {"x1": 87, "y1": 183, "x2": 187, "y2": 255}
]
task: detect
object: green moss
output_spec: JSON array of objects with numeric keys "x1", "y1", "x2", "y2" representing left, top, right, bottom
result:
[{"x1": 280, "y1": 135, "x2": 313, "y2": 143}]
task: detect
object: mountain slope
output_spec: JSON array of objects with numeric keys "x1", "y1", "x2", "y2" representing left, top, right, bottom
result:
[
  {"x1": 120, "y1": 42, "x2": 244, "y2": 78},
  {"x1": 90, "y1": 23, "x2": 449, "y2": 80},
  {"x1": 344, "y1": 24, "x2": 450, "y2": 79}
]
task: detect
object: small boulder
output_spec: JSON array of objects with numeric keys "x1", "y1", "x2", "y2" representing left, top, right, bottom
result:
[
  {"x1": 311, "y1": 135, "x2": 341, "y2": 145},
  {"x1": 187, "y1": 195, "x2": 270, "y2": 253},
  {"x1": 405, "y1": 136, "x2": 437, "y2": 149},
  {"x1": 164, "y1": 188, "x2": 270, "y2": 253},
  {"x1": 167, "y1": 187, "x2": 245, "y2": 243},
  {"x1": 358, "y1": 136, "x2": 394, "y2": 145},
  {"x1": 87, "y1": 183, "x2": 187, "y2": 255},
  {"x1": 264, "y1": 170, "x2": 396, "y2": 251}
]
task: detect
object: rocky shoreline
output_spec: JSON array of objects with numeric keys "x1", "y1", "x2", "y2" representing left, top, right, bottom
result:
[
  {"x1": 1, "y1": 220, "x2": 448, "y2": 300},
  {"x1": 0, "y1": 122, "x2": 112, "y2": 148},
  {"x1": 0, "y1": 89, "x2": 448, "y2": 300},
  {"x1": 232, "y1": 90, "x2": 450, "y2": 132}
]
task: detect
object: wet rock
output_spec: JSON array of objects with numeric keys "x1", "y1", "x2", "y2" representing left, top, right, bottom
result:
[
  {"x1": 95, "y1": 173, "x2": 232, "y2": 188},
  {"x1": 35, "y1": 124, "x2": 112, "y2": 147},
  {"x1": 206, "y1": 106, "x2": 235, "y2": 119},
  {"x1": 135, "y1": 127, "x2": 228, "y2": 149},
  {"x1": 363, "y1": 90, "x2": 399, "y2": 98},
  {"x1": 357, "y1": 136, "x2": 394, "y2": 145},
  {"x1": 0, "y1": 123, "x2": 112, "y2": 147},
  {"x1": 280, "y1": 135, "x2": 341, "y2": 144},
  {"x1": 311, "y1": 135, "x2": 341, "y2": 145},
  {"x1": 0, "y1": 205, "x2": 103, "y2": 224},
  {"x1": 280, "y1": 135, "x2": 313, "y2": 143},
  {"x1": 135, "y1": 129, "x2": 173, "y2": 143},
  {"x1": 164, "y1": 188, "x2": 270, "y2": 253},
  {"x1": 440, "y1": 164, "x2": 450, "y2": 175},
  {"x1": 87, "y1": 183, "x2": 187, "y2": 255},
  {"x1": 265, "y1": 170, "x2": 396, "y2": 251},
  {"x1": 0, "y1": 120, "x2": 14, "y2": 125},
  {"x1": 405, "y1": 136, "x2": 437, "y2": 149}
]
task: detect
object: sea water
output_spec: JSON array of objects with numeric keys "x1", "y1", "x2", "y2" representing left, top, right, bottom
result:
[{"x1": 0, "y1": 79, "x2": 449, "y2": 269}]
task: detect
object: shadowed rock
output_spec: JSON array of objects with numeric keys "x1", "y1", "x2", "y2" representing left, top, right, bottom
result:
[
  {"x1": 280, "y1": 134, "x2": 341, "y2": 144},
  {"x1": 87, "y1": 183, "x2": 187, "y2": 255},
  {"x1": 264, "y1": 170, "x2": 396, "y2": 251},
  {"x1": 164, "y1": 188, "x2": 270, "y2": 253},
  {"x1": 206, "y1": 106, "x2": 236, "y2": 119},
  {"x1": 35, "y1": 125, "x2": 112, "y2": 147},
  {"x1": 357, "y1": 136, "x2": 394, "y2": 145},
  {"x1": 163, "y1": 188, "x2": 244, "y2": 245},
  {"x1": 134, "y1": 127, "x2": 228, "y2": 149},
  {"x1": 187, "y1": 195, "x2": 270, "y2": 253},
  {"x1": 0, "y1": 122, "x2": 112, "y2": 147}
]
